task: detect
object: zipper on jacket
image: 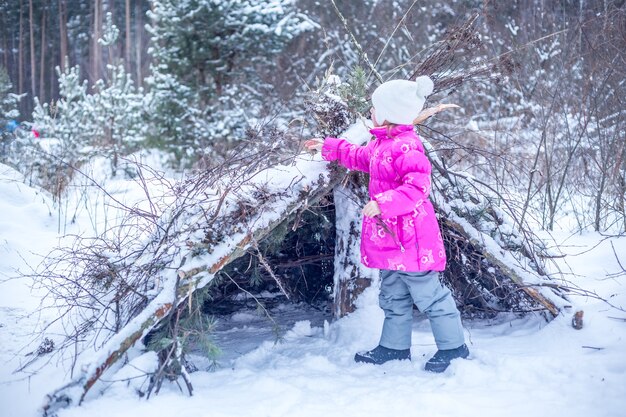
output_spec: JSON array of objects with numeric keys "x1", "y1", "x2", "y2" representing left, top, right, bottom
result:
[
  {"x1": 415, "y1": 235, "x2": 420, "y2": 268},
  {"x1": 397, "y1": 221, "x2": 405, "y2": 253}
]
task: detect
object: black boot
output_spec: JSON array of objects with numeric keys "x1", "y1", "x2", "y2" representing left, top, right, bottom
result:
[
  {"x1": 354, "y1": 345, "x2": 411, "y2": 365},
  {"x1": 424, "y1": 344, "x2": 469, "y2": 373}
]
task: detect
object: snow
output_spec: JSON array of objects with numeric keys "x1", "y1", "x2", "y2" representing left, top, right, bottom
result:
[
  {"x1": 1, "y1": 162, "x2": 626, "y2": 417},
  {"x1": 0, "y1": 164, "x2": 55, "y2": 308},
  {"x1": 0, "y1": 164, "x2": 68, "y2": 417}
]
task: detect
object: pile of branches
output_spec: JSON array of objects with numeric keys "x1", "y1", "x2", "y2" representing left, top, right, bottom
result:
[{"x1": 431, "y1": 161, "x2": 565, "y2": 318}]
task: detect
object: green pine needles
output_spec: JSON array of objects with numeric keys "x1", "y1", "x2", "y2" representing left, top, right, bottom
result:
[{"x1": 339, "y1": 66, "x2": 371, "y2": 116}]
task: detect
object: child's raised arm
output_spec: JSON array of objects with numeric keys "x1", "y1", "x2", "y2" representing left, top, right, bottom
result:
[{"x1": 305, "y1": 137, "x2": 373, "y2": 173}]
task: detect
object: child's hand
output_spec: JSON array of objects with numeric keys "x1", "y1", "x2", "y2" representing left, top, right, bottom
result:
[
  {"x1": 304, "y1": 138, "x2": 324, "y2": 152},
  {"x1": 362, "y1": 200, "x2": 382, "y2": 218}
]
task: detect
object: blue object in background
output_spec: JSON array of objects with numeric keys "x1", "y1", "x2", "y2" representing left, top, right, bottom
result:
[{"x1": 6, "y1": 120, "x2": 19, "y2": 133}]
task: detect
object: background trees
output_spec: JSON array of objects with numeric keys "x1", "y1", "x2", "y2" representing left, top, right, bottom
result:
[
  {"x1": 0, "y1": 0, "x2": 624, "y2": 232},
  {"x1": 0, "y1": 0, "x2": 151, "y2": 116},
  {"x1": 144, "y1": 0, "x2": 316, "y2": 162}
]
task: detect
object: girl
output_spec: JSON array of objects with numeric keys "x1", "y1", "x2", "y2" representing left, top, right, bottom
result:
[{"x1": 305, "y1": 76, "x2": 468, "y2": 373}]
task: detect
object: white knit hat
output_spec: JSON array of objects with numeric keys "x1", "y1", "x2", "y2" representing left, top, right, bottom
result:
[{"x1": 371, "y1": 76, "x2": 434, "y2": 125}]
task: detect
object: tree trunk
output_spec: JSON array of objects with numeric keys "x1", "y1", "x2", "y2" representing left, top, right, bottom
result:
[
  {"x1": 616, "y1": 140, "x2": 626, "y2": 232},
  {"x1": 49, "y1": 50, "x2": 56, "y2": 101},
  {"x1": 29, "y1": 0, "x2": 36, "y2": 103},
  {"x1": 19, "y1": 0, "x2": 24, "y2": 96},
  {"x1": 58, "y1": 0, "x2": 68, "y2": 71},
  {"x1": 125, "y1": 0, "x2": 132, "y2": 74},
  {"x1": 92, "y1": 0, "x2": 101, "y2": 83},
  {"x1": 332, "y1": 177, "x2": 376, "y2": 319},
  {"x1": 108, "y1": 0, "x2": 118, "y2": 69},
  {"x1": 88, "y1": 0, "x2": 93, "y2": 83},
  {"x1": 1, "y1": 15, "x2": 7, "y2": 70},
  {"x1": 135, "y1": 0, "x2": 143, "y2": 87},
  {"x1": 595, "y1": 167, "x2": 607, "y2": 232},
  {"x1": 39, "y1": 3, "x2": 46, "y2": 103}
]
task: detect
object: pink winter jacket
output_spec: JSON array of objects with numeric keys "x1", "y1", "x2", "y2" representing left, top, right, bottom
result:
[{"x1": 322, "y1": 124, "x2": 446, "y2": 272}]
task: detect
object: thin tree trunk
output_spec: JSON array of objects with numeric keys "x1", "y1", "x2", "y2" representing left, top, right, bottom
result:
[
  {"x1": 88, "y1": 0, "x2": 94, "y2": 83},
  {"x1": 135, "y1": 0, "x2": 142, "y2": 87},
  {"x1": 520, "y1": 129, "x2": 546, "y2": 227},
  {"x1": 19, "y1": 0, "x2": 24, "y2": 96},
  {"x1": 108, "y1": 0, "x2": 118, "y2": 69},
  {"x1": 59, "y1": 0, "x2": 68, "y2": 71},
  {"x1": 29, "y1": 0, "x2": 36, "y2": 102},
  {"x1": 39, "y1": 3, "x2": 46, "y2": 103},
  {"x1": 49, "y1": 55, "x2": 55, "y2": 101},
  {"x1": 96, "y1": 0, "x2": 101, "y2": 82},
  {"x1": 1, "y1": 13, "x2": 7, "y2": 70},
  {"x1": 595, "y1": 171, "x2": 607, "y2": 232},
  {"x1": 594, "y1": 123, "x2": 608, "y2": 232},
  {"x1": 92, "y1": 0, "x2": 101, "y2": 83},
  {"x1": 2, "y1": 32, "x2": 7, "y2": 73},
  {"x1": 615, "y1": 136, "x2": 626, "y2": 232},
  {"x1": 579, "y1": 0, "x2": 584, "y2": 50},
  {"x1": 125, "y1": 0, "x2": 131, "y2": 73}
]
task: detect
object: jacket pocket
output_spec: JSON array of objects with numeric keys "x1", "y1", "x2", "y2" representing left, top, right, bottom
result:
[{"x1": 365, "y1": 216, "x2": 401, "y2": 251}]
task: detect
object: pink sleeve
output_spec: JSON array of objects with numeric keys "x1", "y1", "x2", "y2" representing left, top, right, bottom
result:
[
  {"x1": 321, "y1": 137, "x2": 372, "y2": 173},
  {"x1": 372, "y1": 150, "x2": 432, "y2": 219}
]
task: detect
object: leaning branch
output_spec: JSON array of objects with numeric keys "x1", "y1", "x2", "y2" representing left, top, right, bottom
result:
[{"x1": 41, "y1": 155, "x2": 346, "y2": 416}]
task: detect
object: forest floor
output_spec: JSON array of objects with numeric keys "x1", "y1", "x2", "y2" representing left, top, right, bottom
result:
[{"x1": 1, "y1": 162, "x2": 625, "y2": 417}]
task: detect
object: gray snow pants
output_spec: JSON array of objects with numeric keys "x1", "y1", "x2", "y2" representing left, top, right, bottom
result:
[{"x1": 378, "y1": 270, "x2": 465, "y2": 350}]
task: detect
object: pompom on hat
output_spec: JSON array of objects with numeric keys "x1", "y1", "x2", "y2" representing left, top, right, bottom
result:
[{"x1": 371, "y1": 76, "x2": 434, "y2": 125}]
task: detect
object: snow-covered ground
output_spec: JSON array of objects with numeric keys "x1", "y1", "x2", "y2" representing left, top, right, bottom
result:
[{"x1": 1, "y1": 162, "x2": 625, "y2": 417}]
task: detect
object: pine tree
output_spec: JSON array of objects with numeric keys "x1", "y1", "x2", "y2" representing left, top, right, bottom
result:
[
  {"x1": 90, "y1": 65, "x2": 144, "y2": 145},
  {"x1": 0, "y1": 66, "x2": 21, "y2": 157},
  {"x1": 32, "y1": 63, "x2": 88, "y2": 159},
  {"x1": 88, "y1": 13, "x2": 145, "y2": 171},
  {"x1": 145, "y1": 0, "x2": 317, "y2": 164}
]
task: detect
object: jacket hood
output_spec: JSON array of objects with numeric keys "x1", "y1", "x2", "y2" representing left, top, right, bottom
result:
[{"x1": 369, "y1": 124, "x2": 414, "y2": 140}]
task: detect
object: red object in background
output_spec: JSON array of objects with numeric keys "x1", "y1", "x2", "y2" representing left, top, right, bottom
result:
[{"x1": 32, "y1": 129, "x2": 40, "y2": 138}]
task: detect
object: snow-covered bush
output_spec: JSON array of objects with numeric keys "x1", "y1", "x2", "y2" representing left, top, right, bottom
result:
[{"x1": 9, "y1": 62, "x2": 146, "y2": 196}]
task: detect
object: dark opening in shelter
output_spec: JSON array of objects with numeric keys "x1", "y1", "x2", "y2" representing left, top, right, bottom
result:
[{"x1": 202, "y1": 194, "x2": 337, "y2": 316}]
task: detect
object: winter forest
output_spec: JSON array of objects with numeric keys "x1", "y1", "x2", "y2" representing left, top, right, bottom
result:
[{"x1": 0, "y1": 1, "x2": 625, "y2": 417}]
